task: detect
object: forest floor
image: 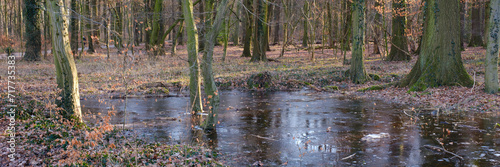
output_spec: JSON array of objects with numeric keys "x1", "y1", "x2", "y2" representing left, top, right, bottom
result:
[{"x1": 1, "y1": 43, "x2": 499, "y2": 166}]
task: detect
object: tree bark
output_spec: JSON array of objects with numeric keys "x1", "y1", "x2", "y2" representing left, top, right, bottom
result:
[
  {"x1": 387, "y1": 0, "x2": 410, "y2": 61},
  {"x1": 469, "y1": 0, "x2": 484, "y2": 47},
  {"x1": 400, "y1": 0, "x2": 473, "y2": 91},
  {"x1": 272, "y1": 0, "x2": 280, "y2": 45},
  {"x1": 251, "y1": 0, "x2": 267, "y2": 62},
  {"x1": 350, "y1": 0, "x2": 370, "y2": 84},
  {"x1": 70, "y1": 0, "x2": 79, "y2": 55},
  {"x1": 341, "y1": 0, "x2": 352, "y2": 51},
  {"x1": 484, "y1": 0, "x2": 499, "y2": 93},
  {"x1": 241, "y1": 0, "x2": 253, "y2": 57},
  {"x1": 46, "y1": 0, "x2": 82, "y2": 122},
  {"x1": 182, "y1": 0, "x2": 203, "y2": 113},
  {"x1": 24, "y1": 0, "x2": 42, "y2": 61},
  {"x1": 201, "y1": 0, "x2": 229, "y2": 130}
]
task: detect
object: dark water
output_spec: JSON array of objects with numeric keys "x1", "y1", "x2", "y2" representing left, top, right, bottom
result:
[{"x1": 81, "y1": 90, "x2": 500, "y2": 166}]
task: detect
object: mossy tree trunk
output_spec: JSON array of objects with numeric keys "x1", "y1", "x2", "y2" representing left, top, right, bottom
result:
[
  {"x1": 24, "y1": 0, "x2": 42, "y2": 61},
  {"x1": 241, "y1": 0, "x2": 252, "y2": 57},
  {"x1": 469, "y1": 0, "x2": 484, "y2": 47},
  {"x1": 302, "y1": 1, "x2": 309, "y2": 48},
  {"x1": 484, "y1": 0, "x2": 499, "y2": 94},
  {"x1": 372, "y1": 0, "x2": 382, "y2": 54},
  {"x1": 399, "y1": 0, "x2": 473, "y2": 91},
  {"x1": 350, "y1": 0, "x2": 370, "y2": 84},
  {"x1": 182, "y1": 0, "x2": 203, "y2": 113},
  {"x1": 148, "y1": 0, "x2": 164, "y2": 56},
  {"x1": 341, "y1": 0, "x2": 352, "y2": 51},
  {"x1": 250, "y1": 0, "x2": 267, "y2": 62},
  {"x1": 46, "y1": 0, "x2": 82, "y2": 122},
  {"x1": 387, "y1": 0, "x2": 410, "y2": 61},
  {"x1": 201, "y1": 0, "x2": 229, "y2": 130}
]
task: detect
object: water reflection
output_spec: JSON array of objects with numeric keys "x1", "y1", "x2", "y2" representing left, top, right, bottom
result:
[{"x1": 81, "y1": 90, "x2": 500, "y2": 166}]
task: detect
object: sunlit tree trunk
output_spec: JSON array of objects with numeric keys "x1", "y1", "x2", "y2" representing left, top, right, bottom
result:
[
  {"x1": 387, "y1": 0, "x2": 409, "y2": 61},
  {"x1": 46, "y1": 0, "x2": 82, "y2": 122},
  {"x1": 182, "y1": 0, "x2": 203, "y2": 113},
  {"x1": 350, "y1": 0, "x2": 370, "y2": 84},
  {"x1": 241, "y1": 0, "x2": 253, "y2": 57},
  {"x1": 201, "y1": 0, "x2": 229, "y2": 130},
  {"x1": 400, "y1": 0, "x2": 473, "y2": 91},
  {"x1": 469, "y1": 0, "x2": 484, "y2": 47},
  {"x1": 24, "y1": 0, "x2": 42, "y2": 61},
  {"x1": 484, "y1": 0, "x2": 499, "y2": 93},
  {"x1": 251, "y1": 0, "x2": 267, "y2": 62}
]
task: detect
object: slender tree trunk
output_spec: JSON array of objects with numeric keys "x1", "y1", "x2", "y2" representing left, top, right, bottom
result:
[
  {"x1": 469, "y1": 0, "x2": 484, "y2": 47},
  {"x1": 46, "y1": 0, "x2": 82, "y2": 122},
  {"x1": 460, "y1": 0, "x2": 466, "y2": 50},
  {"x1": 87, "y1": 0, "x2": 95, "y2": 54},
  {"x1": 387, "y1": 0, "x2": 409, "y2": 61},
  {"x1": 241, "y1": 0, "x2": 252, "y2": 57},
  {"x1": 251, "y1": 0, "x2": 267, "y2": 62},
  {"x1": 182, "y1": 0, "x2": 203, "y2": 113},
  {"x1": 350, "y1": 0, "x2": 370, "y2": 84},
  {"x1": 372, "y1": 0, "x2": 382, "y2": 54},
  {"x1": 232, "y1": 0, "x2": 240, "y2": 46},
  {"x1": 273, "y1": 0, "x2": 280, "y2": 45},
  {"x1": 202, "y1": 0, "x2": 229, "y2": 130},
  {"x1": 484, "y1": 0, "x2": 499, "y2": 93},
  {"x1": 24, "y1": 0, "x2": 42, "y2": 61},
  {"x1": 302, "y1": 1, "x2": 309, "y2": 48},
  {"x1": 400, "y1": 0, "x2": 473, "y2": 91},
  {"x1": 70, "y1": 0, "x2": 79, "y2": 55}
]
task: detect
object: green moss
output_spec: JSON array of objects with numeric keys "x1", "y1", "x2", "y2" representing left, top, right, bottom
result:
[
  {"x1": 369, "y1": 73, "x2": 381, "y2": 81},
  {"x1": 324, "y1": 86, "x2": 339, "y2": 91},
  {"x1": 408, "y1": 81, "x2": 428, "y2": 92},
  {"x1": 357, "y1": 85, "x2": 384, "y2": 92},
  {"x1": 145, "y1": 87, "x2": 170, "y2": 95}
]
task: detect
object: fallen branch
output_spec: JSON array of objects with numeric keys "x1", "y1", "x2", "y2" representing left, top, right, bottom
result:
[
  {"x1": 423, "y1": 145, "x2": 464, "y2": 161},
  {"x1": 251, "y1": 134, "x2": 277, "y2": 141},
  {"x1": 341, "y1": 153, "x2": 356, "y2": 161}
]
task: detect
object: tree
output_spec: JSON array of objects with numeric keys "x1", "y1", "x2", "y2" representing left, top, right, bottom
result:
[
  {"x1": 349, "y1": 0, "x2": 370, "y2": 84},
  {"x1": 182, "y1": 0, "x2": 203, "y2": 113},
  {"x1": 387, "y1": 0, "x2": 410, "y2": 61},
  {"x1": 250, "y1": 0, "x2": 267, "y2": 62},
  {"x1": 24, "y1": 0, "x2": 42, "y2": 61},
  {"x1": 46, "y1": 0, "x2": 82, "y2": 122},
  {"x1": 147, "y1": 0, "x2": 165, "y2": 56},
  {"x1": 241, "y1": 0, "x2": 253, "y2": 57},
  {"x1": 201, "y1": 0, "x2": 229, "y2": 130},
  {"x1": 484, "y1": 0, "x2": 499, "y2": 94},
  {"x1": 341, "y1": 0, "x2": 352, "y2": 51},
  {"x1": 399, "y1": 0, "x2": 473, "y2": 91},
  {"x1": 469, "y1": 0, "x2": 484, "y2": 47},
  {"x1": 85, "y1": 0, "x2": 95, "y2": 54},
  {"x1": 70, "y1": 0, "x2": 79, "y2": 55}
]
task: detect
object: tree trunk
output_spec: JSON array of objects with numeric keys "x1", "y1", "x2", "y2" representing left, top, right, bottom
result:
[
  {"x1": 484, "y1": 0, "x2": 499, "y2": 93},
  {"x1": 24, "y1": 0, "x2": 42, "y2": 61},
  {"x1": 87, "y1": 0, "x2": 95, "y2": 54},
  {"x1": 387, "y1": 0, "x2": 410, "y2": 61},
  {"x1": 201, "y1": 0, "x2": 229, "y2": 130},
  {"x1": 350, "y1": 0, "x2": 370, "y2": 84},
  {"x1": 251, "y1": 0, "x2": 267, "y2": 62},
  {"x1": 469, "y1": 0, "x2": 484, "y2": 47},
  {"x1": 272, "y1": 0, "x2": 280, "y2": 45},
  {"x1": 341, "y1": 0, "x2": 352, "y2": 51},
  {"x1": 149, "y1": 0, "x2": 164, "y2": 56},
  {"x1": 302, "y1": 1, "x2": 308, "y2": 48},
  {"x1": 46, "y1": 0, "x2": 82, "y2": 122},
  {"x1": 460, "y1": 0, "x2": 466, "y2": 50},
  {"x1": 400, "y1": 0, "x2": 473, "y2": 91},
  {"x1": 232, "y1": 1, "x2": 240, "y2": 46},
  {"x1": 372, "y1": 0, "x2": 382, "y2": 54},
  {"x1": 70, "y1": 0, "x2": 79, "y2": 55},
  {"x1": 182, "y1": 0, "x2": 203, "y2": 113},
  {"x1": 241, "y1": 0, "x2": 252, "y2": 57}
]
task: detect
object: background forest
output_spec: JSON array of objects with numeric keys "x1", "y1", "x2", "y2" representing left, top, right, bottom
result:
[{"x1": 1, "y1": 0, "x2": 500, "y2": 166}]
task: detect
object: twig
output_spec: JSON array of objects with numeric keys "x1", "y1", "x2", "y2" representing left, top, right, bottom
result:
[
  {"x1": 251, "y1": 134, "x2": 277, "y2": 141},
  {"x1": 423, "y1": 145, "x2": 464, "y2": 161},
  {"x1": 341, "y1": 153, "x2": 356, "y2": 161}
]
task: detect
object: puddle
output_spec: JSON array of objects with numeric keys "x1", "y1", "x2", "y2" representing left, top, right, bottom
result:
[{"x1": 81, "y1": 90, "x2": 500, "y2": 166}]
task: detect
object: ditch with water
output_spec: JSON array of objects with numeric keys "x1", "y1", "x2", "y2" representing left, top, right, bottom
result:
[{"x1": 82, "y1": 90, "x2": 500, "y2": 166}]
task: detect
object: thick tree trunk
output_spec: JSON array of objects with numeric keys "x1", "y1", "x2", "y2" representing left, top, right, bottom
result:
[
  {"x1": 24, "y1": 0, "x2": 42, "y2": 61},
  {"x1": 251, "y1": 0, "x2": 267, "y2": 62},
  {"x1": 350, "y1": 0, "x2": 370, "y2": 84},
  {"x1": 149, "y1": 0, "x2": 164, "y2": 56},
  {"x1": 182, "y1": 0, "x2": 203, "y2": 113},
  {"x1": 400, "y1": 0, "x2": 473, "y2": 91},
  {"x1": 469, "y1": 0, "x2": 484, "y2": 47},
  {"x1": 484, "y1": 0, "x2": 499, "y2": 94},
  {"x1": 201, "y1": 0, "x2": 229, "y2": 130},
  {"x1": 387, "y1": 0, "x2": 410, "y2": 61},
  {"x1": 241, "y1": 0, "x2": 252, "y2": 57},
  {"x1": 46, "y1": 0, "x2": 82, "y2": 122}
]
